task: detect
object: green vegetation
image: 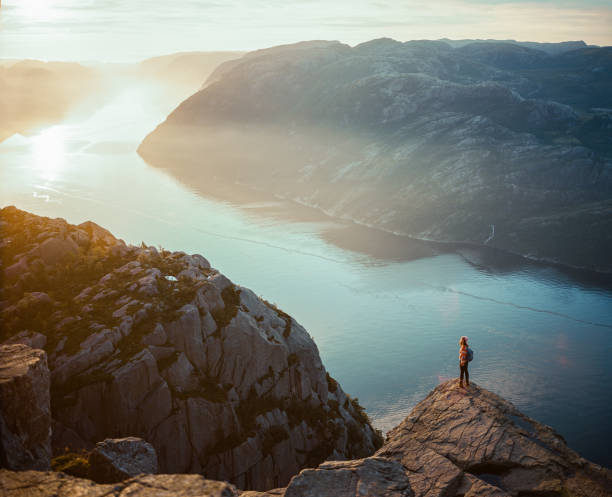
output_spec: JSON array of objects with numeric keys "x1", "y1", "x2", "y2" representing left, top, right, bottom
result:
[
  {"x1": 347, "y1": 395, "x2": 370, "y2": 426},
  {"x1": 262, "y1": 299, "x2": 292, "y2": 338},
  {"x1": 326, "y1": 372, "x2": 338, "y2": 393},
  {"x1": 156, "y1": 351, "x2": 180, "y2": 372},
  {"x1": 51, "y1": 451, "x2": 90, "y2": 478},
  {"x1": 51, "y1": 367, "x2": 112, "y2": 411},
  {"x1": 211, "y1": 285, "x2": 242, "y2": 329},
  {"x1": 261, "y1": 425, "x2": 289, "y2": 456}
]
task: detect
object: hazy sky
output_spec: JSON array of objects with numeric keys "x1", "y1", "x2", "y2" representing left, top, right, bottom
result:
[{"x1": 1, "y1": 0, "x2": 611, "y2": 62}]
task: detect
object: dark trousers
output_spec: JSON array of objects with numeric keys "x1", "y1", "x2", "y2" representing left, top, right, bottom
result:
[{"x1": 460, "y1": 362, "x2": 469, "y2": 384}]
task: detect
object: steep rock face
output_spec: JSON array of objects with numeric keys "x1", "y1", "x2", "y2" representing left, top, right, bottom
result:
[
  {"x1": 0, "y1": 344, "x2": 51, "y2": 471},
  {"x1": 0, "y1": 206, "x2": 381, "y2": 490},
  {"x1": 139, "y1": 39, "x2": 612, "y2": 271}
]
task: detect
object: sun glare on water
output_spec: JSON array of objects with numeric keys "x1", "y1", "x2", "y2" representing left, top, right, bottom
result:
[{"x1": 31, "y1": 126, "x2": 67, "y2": 181}]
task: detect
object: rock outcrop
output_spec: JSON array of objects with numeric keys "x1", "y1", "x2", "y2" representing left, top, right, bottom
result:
[
  {"x1": 0, "y1": 470, "x2": 240, "y2": 497},
  {"x1": 138, "y1": 38, "x2": 612, "y2": 272},
  {"x1": 241, "y1": 380, "x2": 612, "y2": 497},
  {"x1": 88, "y1": 437, "x2": 158, "y2": 483},
  {"x1": 2, "y1": 380, "x2": 610, "y2": 496},
  {"x1": 0, "y1": 344, "x2": 51, "y2": 471},
  {"x1": 376, "y1": 380, "x2": 612, "y2": 496},
  {"x1": 0, "y1": 206, "x2": 382, "y2": 490}
]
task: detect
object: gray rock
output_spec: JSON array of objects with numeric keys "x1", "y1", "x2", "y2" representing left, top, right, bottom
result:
[
  {"x1": 88, "y1": 437, "x2": 158, "y2": 483},
  {"x1": 377, "y1": 380, "x2": 612, "y2": 497},
  {"x1": 142, "y1": 323, "x2": 167, "y2": 346},
  {"x1": 4, "y1": 257, "x2": 29, "y2": 281},
  {"x1": 165, "y1": 304, "x2": 206, "y2": 370},
  {"x1": 164, "y1": 352, "x2": 198, "y2": 391},
  {"x1": 3, "y1": 331, "x2": 47, "y2": 350},
  {"x1": 284, "y1": 457, "x2": 413, "y2": 497},
  {"x1": 0, "y1": 344, "x2": 51, "y2": 470},
  {"x1": 30, "y1": 237, "x2": 79, "y2": 265}
]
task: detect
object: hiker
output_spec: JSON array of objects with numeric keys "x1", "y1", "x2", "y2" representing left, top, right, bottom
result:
[{"x1": 459, "y1": 336, "x2": 470, "y2": 388}]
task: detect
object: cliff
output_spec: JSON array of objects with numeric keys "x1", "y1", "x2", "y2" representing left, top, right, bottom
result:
[
  {"x1": 0, "y1": 206, "x2": 381, "y2": 490},
  {"x1": 2, "y1": 380, "x2": 611, "y2": 496},
  {"x1": 138, "y1": 38, "x2": 612, "y2": 272}
]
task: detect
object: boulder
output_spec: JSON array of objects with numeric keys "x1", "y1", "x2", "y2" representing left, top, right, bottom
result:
[
  {"x1": 88, "y1": 437, "x2": 158, "y2": 483},
  {"x1": 0, "y1": 344, "x2": 51, "y2": 470},
  {"x1": 284, "y1": 457, "x2": 413, "y2": 497},
  {"x1": 30, "y1": 237, "x2": 79, "y2": 265}
]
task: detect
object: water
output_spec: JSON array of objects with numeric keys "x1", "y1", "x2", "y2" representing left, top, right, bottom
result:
[{"x1": 2, "y1": 82, "x2": 612, "y2": 468}]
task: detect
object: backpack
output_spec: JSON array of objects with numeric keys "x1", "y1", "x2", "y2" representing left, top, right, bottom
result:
[{"x1": 467, "y1": 347, "x2": 474, "y2": 362}]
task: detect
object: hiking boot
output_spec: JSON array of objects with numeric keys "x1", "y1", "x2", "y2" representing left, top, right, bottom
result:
[
  {"x1": 459, "y1": 380, "x2": 464, "y2": 388},
  {"x1": 466, "y1": 380, "x2": 470, "y2": 387}
]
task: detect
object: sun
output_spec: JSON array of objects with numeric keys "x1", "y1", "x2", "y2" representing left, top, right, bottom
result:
[
  {"x1": 14, "y1": 0, "x2": 63, "y2": 22},
  {"x1": 31, "y1": 126, "x2": 67, "y2": 181}
]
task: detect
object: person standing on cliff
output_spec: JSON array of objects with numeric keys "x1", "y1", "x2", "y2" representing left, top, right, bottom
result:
[{"x1": 459, "y1": 336, "x2": 470, "y2": 388}]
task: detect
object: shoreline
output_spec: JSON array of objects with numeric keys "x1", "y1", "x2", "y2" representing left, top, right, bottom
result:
[{"x1": 152, "y1": 167, "x2": 612, "y2": 283}]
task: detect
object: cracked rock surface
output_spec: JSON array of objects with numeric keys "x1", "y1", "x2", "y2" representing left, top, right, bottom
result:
[
  {"x1": 0, "y1": 344, "x2": 51, "y2": 471},
  {"x1": 88, "y1": 437, "x2": 158, "y2": 484},
  {"x1": 376, "y1": 380, "x2": 612, "y2": 497}
]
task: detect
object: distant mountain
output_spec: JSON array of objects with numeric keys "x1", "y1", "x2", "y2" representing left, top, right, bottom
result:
[
  {"x1": 137, "y1": 51, "x2": 244, "y2": 92},
  {"x1": 438, "y1": 38, "x2": 591, "y2": 55},
  {"x1": 0, "y1": 60, "x2": 99, "y2": 142},
  {"x1": 139, "y1": 38, "x2": 612, "y2": 272}
]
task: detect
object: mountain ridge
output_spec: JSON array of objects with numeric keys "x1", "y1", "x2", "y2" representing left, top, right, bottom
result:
[{"x1": 138, "y1": 38, "x2": 612, "y2": 272}]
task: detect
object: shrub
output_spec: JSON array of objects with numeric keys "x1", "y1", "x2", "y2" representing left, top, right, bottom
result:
[
  {"x1": 51, "y1": 451, "x2": 90, "y2": 478},
  {"x1": 211, "y1": 286, "x2": 241, "y2": 329},
  {"x1": 261, "y1": 425, "x2": 289, "y2": 456},
  {"x1": 326, "y1": 372, "x2": 338, "y2": 393}
]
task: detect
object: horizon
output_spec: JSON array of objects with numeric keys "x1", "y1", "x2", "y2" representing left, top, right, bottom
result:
[{"x1": 1, "y1": 0, "x2": 611, "y2": 62}]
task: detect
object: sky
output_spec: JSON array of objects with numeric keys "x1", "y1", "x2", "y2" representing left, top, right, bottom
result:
[{"x1": 1, "y1": 0, "x2": 611, "y2": 62}]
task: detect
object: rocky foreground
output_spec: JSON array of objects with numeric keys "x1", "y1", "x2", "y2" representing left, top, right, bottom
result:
[
  {"x1": 1, "y1": 206, "x2": 611, "y2": 496},
  {"x1": 0, "y1": 206, "x2": 381, "y2": 490},
  {"x1": 139, "y1": 38, "x2": 612, "y2": 271},
  {"x1": 2, "y1": 379, "x2": 611, "y2": 496}
]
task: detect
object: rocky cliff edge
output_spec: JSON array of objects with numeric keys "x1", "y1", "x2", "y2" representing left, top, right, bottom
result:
[
  {"x1": 2, "y1": 380, "x2": 611, "y2": 496},
  {"x1": 0, "y1": 206, "x2": 381, "y2": 490}
]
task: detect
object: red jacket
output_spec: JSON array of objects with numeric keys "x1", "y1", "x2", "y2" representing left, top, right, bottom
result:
[{"x1": 459, "y1": 345, "x2": 468, "y2": 365}]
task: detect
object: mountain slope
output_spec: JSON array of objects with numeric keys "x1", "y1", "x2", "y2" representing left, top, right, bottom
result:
[
  {"x1": 138, "y1": 38, "x2": 612, "y2": 271},
  {"x1": 0, "y1": 206, "x2": 381, "y2": 490}
]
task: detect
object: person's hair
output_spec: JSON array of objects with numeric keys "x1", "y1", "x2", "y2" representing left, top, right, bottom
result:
[{"x1": 459, "y1": 336, "x2": 467, "y2": 347}]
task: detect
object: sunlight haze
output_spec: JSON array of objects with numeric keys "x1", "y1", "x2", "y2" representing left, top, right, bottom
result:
[{"x1": 1, "y1": 0, "x2": 611, "y2": 61}]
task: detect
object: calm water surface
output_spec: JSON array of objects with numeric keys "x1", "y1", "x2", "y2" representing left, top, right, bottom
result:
[{"x1": 2, "y1": 83, "x2": 612, "y2": 467}]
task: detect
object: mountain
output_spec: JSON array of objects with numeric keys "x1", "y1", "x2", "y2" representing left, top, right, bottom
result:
[
  {"x1": 0, "y1": 60, "x2": 99, "y2": 142},
  {"x1": 438, "y1": 38, "x2": 591, "y2": 55},
  {"x1": 2, "y1": 378, "x2": 611, "y2": 496},
  {"x1": 0, "y1": 206, "x2": 381, "y2": 490},
  {"x1": 137, "y1": 51, "x2": 244, "y2": 92},
  {"x1": 138, "y1": 38, "x2": 612, "y2": 272}
]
